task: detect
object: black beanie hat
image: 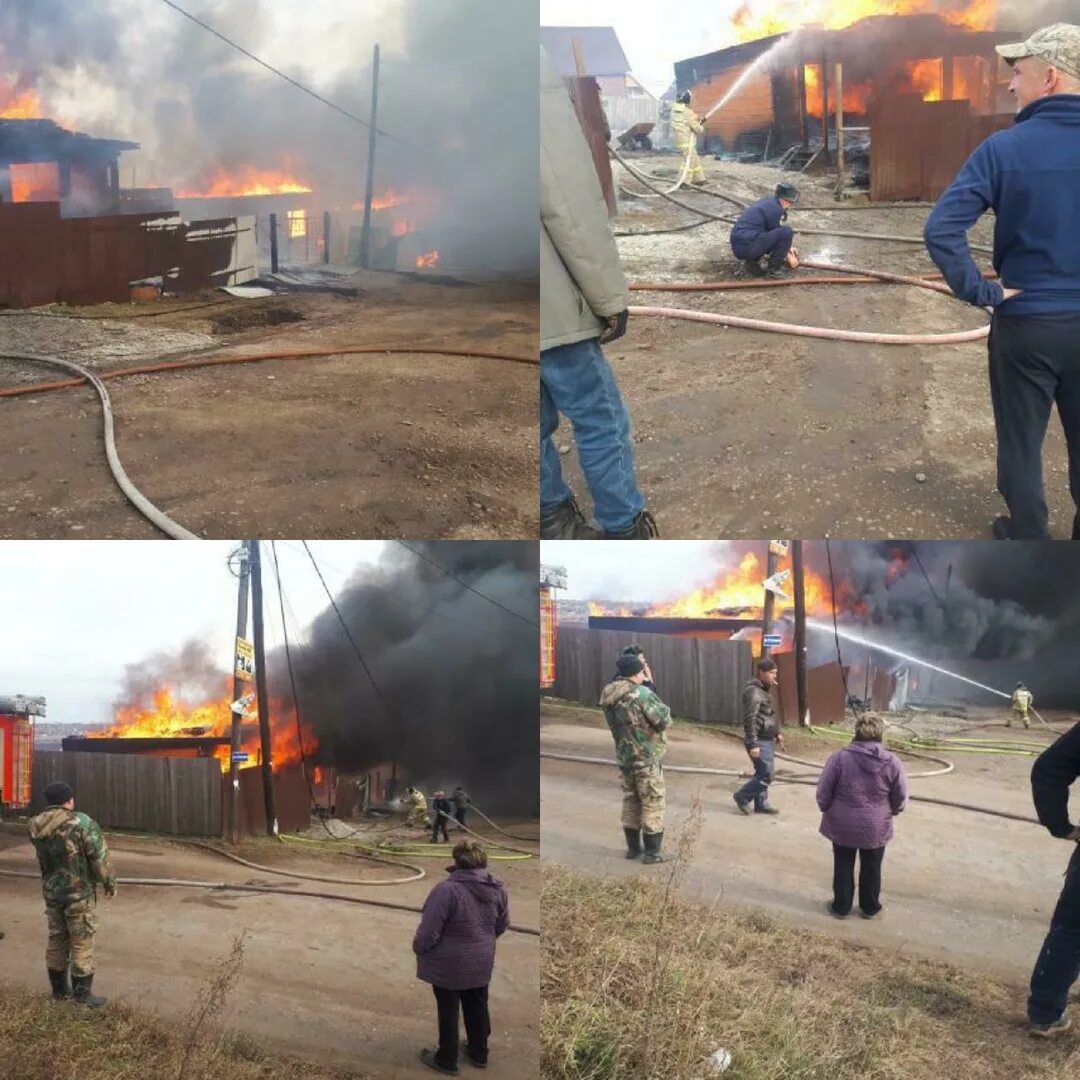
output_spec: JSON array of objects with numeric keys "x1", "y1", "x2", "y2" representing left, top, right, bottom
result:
[
  {"x1": 45, "y1": 781, "x2": 74, "y2": 806},
  {"x1": 616, "y1": 654, "x2": 645, "y2": 677}
]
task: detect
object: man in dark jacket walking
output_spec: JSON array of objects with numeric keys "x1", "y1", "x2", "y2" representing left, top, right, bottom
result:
[
  {"x1": 1026, "y1": 720, "x2": 1080, "y2": 1037},
  {"x1": 431, "y1": 792, "x2": 454, "y2": 844},
  {"x1": 414, "y1": 839, "x2": 510, "y2": 1073},
  {"x1": 924, "y1": 24, "x2": 1080, "y2": 540},
  {"x1": 729, "y1": 184, "x2": 800, "y2": 277},
  {"x1": 734, "y1": 658, "x2": 785, "y2": 815}
]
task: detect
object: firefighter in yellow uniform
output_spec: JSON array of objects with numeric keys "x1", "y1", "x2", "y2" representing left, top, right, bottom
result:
[
  {"x1": 670, "y1": 90, "x2": 706, "y2": 185},
  {"x1": 1009, "y1": 683, "x2": 1033, "y2": 729},
  {"x1": 405, "y1": 786, "x2": 431, "y2": 828}
]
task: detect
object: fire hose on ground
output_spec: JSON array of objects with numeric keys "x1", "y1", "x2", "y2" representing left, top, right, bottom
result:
[{"x1": 0, "y1": 346, "x2": 538, "y2": 540}]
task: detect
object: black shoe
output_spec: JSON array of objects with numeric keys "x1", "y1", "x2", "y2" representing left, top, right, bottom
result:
[
  {"x1": 464, "y1": 1046, "x2": 488, "y2": 1069},
  {"x1": 733, "y1": 795, "x2": 751, "y2": 816},
  {"x1": 420, "y1": 1048, "x2": 460, "y2": 1074},
  {"x1": 642, "y1": 831, "x2": 665, "y2": 864},
  {"x1": 740, "y1": 260, "x2": 765, "y2": 278},
  {"x1": 603, "y1": 510, "x2": 659, "y2": 540},
  {"x1": 860, "y1": 907, "x2": 883, "y2": 920},
  {"x1": 755, "y1": 805, "x2": 780, "y2": 815},
  {"x1": 71, "y1": 974, "x2": 106, "y2": 1008},
  {"x1": 47, "y1": 968, "x2": 72, "y2": 1002},
  {"x1": 764, "y1": 266, "x2": 794, "y2": 279},
  {"x1": 540, "y1": 496, "x2": 601, "y2": 540},
  {"x1": 827, "y1": 902, "x2": 849, "y2": 919},
  {"x1": 992, "y1": 515, "x2": 1012, "y2": 540},
  {"x1": 623, "y1": 827, "x2": 643, "y2": 859}
]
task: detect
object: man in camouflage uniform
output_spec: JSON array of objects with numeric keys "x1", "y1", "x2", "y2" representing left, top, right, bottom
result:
[
  {"x1": 734, "y1": 657, "x2": 785, "y2": 816},
  {"x1": 600, "y1": 651, "x2": 672, "y2": 864},
  {"x1": 29, "y1": 780, "x2": 116, "y2": 1007}
]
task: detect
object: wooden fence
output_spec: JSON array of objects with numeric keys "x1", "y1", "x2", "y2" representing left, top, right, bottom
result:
[
  {"x1": 31, "y1": 751, "x2": 222, "y2": 836},
  {"x1": 551, "y1": 626, "x2": 753, "y2": 727}
]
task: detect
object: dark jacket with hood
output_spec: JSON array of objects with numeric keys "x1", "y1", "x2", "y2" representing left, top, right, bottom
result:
[
  {"x1": 924, "y1": 95, "x2": 1080, "y2": 314},
  {"x1": 413, "y1": 867, "x2": 510, "y2": 989},
  {"x1": 1031, "y1": 719, "x2": 1080, "y2": 839},
  {"x1": 816, "y1": 741, "x2": 909, "y2": 850}
]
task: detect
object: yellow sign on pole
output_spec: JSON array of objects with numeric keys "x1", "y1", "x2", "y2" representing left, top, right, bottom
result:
[
  {"x1": 769, "y1": 539, "x2": 789, "y2": 558},
  {"x1": 235, "y1": 637, "x2": 254, "y2": 682}
]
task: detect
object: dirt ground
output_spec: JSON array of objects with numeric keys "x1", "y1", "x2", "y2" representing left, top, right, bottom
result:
[
  {"x1": 0, "y1": 270, "x2": 538, "y2": 540},
  {"x1": 556, "y1": 154, "x2": 1074, "y2": 539},
  {"x1": 540, "y1": 699, "x2": 1080, "y2": 989},
  {"x1": 0, "y1": 820, "x2": 540, "y2": 1079}
]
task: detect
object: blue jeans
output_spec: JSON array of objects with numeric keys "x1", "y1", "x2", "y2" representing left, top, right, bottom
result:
[
  {"x1": 1028, "y1": 844, "x2": 1080, "y2": 1025},
  {"x1": 540, "y1": 337, "x2": 645, "y2": 533},
  {"x1": 735, "y1": 739, "x2": 774, "y2": 810}
]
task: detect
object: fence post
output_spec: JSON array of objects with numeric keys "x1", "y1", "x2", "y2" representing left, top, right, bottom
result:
[
  {"x1": 269, "y1": 213, "x2": 279, "y2": 273},
  {"x1": 323, "y1": 211, "x2": 331, "y2": 264}
]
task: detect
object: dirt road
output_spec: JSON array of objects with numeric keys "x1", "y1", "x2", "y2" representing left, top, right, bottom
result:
[
  {"x1": 556, "y1": 155, "x2": 1073, "y2": 538},
  {"x1": 541, "y1": 702, "x2": 1075, "y2": 987},
  {"x1": 0, "y1": 829, "x2": 539, "y2": 1079},
  {"x1": 0, "y1": 272, "x2": 538, "y2": 540}
]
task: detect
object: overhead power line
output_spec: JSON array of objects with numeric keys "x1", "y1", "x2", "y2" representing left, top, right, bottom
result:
[
  {"x1": 395, "y1": 541, "x2": 540, "y2": 629},
  {"x1": 155, "y1": 0, "x2": 402, "y2": 141}
]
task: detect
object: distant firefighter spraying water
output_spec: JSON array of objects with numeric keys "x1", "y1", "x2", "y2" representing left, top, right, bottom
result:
[
  {"x1": 670, "y1": 90, "x2": 706, "y2": 185},
  {"x1": 1010, "y1": 683, "x2": 1034, "y2": 729}
]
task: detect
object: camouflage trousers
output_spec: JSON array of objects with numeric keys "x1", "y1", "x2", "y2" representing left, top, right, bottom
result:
[
  {"x1": 45, "y1": 898, "x2": 97, "y2": 977},
  {"x1": 620, "y1": 763, "x2": 665, "y2": 835}
]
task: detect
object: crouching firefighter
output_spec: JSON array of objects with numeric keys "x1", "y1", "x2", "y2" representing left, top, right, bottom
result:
[
  {"x1": 600, "y1": 652, "x2": 672, "y2": 864},
  {"x1": 730, "y1": 183, "x2": 801, "y2": 277},
  {"x1": 29, "y1": 781, "x2": 117, "y2": 1007}
]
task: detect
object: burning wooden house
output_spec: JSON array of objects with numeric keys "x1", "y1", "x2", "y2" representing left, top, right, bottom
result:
[{"x1": 675, "y1": 12, "x2": 1021, "y2": 199}]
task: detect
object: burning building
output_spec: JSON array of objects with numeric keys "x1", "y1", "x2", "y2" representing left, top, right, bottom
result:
[
  {"x1": 675, "y1": 8, "x2": 1021, "y2": 198},
  {"x1": 0, "y1": 118, "x2": 137, "y2": 216}
]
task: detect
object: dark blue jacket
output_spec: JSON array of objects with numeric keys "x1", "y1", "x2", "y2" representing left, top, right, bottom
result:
[
  {"x1": 730, "y1": 196, "x2": 787, "y2": 251},
  {"x1": 924, "y1": 95, "x2": 1080, "y2": 315}
]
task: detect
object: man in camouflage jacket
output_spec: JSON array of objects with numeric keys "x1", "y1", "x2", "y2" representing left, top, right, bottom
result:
[
  {"x1": 29, "y1": 780, "x2": 116, "y2": 1007},
  {"x1": 600, "y1": 651, "x2": 672, "y2": 864}
]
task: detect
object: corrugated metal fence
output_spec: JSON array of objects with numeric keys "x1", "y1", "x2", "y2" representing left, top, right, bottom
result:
[
  {"x1": 552, "y1": 626, "x2": 753, "y2": 727},
  {"x1": 31, "y1": 751, "x2": 222, "y2": 836}
]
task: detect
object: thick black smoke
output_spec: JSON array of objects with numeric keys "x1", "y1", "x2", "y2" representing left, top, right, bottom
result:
[
  {"x1": 1, "y1": 1, "x2": 538, "y2": 273},
  {"x1": 266, "y1": 541, "x2": 539, "y2": 815}
]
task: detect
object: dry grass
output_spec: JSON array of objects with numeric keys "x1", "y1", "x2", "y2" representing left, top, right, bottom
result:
[
  {"x1": 541, "y1": 803, "x2": 1080, "y2": 1080},
  {"x1": 0, "y1": 945, "x2": 364, "y2": 1080}
]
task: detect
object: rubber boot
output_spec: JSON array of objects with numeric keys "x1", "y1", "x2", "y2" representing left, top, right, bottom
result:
[
  {"x1": 741, "y1": 260, "x2": 765, "y2": 278},
  {"x1": 603, "y1": 510, "x2": 659, "y2": 540},
  {"x1": 623, "y1": 827, "x2": 642, "y2": 859},
  {"x1": 642, "y1": 831, "x2": 665, "y2": 864},
  {"x1": 71, "y1": 974, "x2": 106, "y2": 1008},
  {"x1": 47, "y1": 968, "x2": 72, "y2": 1002},
  {"x1": 540, "y1": 496, "x2": 601, "y2": 540}
]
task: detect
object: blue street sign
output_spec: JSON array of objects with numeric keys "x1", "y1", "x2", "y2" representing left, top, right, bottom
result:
[
  {"x1": 762, "y1": 634, "x2": 783, "y2": 647},
  {"x1": 231, "y1": 752, "x2": 250, "y2": 762}
]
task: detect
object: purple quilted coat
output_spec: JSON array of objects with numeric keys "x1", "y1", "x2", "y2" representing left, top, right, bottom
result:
[
  {"x1": 413, "y1": 868, "x2": 510, "y2": 990},
  {"x1": 816, "y1": 740, "x2": 909, "y2": 850}
]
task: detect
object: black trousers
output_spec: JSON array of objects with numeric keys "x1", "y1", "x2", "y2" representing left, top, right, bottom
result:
[
  {"x1": 432, "y1": 985, "x2": 490, "y2": 1068},
  {"x1": 1028, "y1": 844, "x2": 1080, "y2": 1025},
  {"x1": 432, "y1": 816, "x2": 450, "y2": 843},
  {"x1": 454, "y1": 807, "x2": 467, "y2": 828},
  {"x1": 988, "y1": 312, "x2": 1080, "y2": 539},
  {"x1": 832, "y1": 843, "x2": 885, "y2": 916}
]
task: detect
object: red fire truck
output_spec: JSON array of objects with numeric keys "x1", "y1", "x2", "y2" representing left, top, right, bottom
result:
[{"x1": 0, "y1": 694, "x2": 44, "y2": 812}]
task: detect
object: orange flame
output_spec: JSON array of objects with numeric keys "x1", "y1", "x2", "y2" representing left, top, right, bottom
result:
[
  {"x1": 729, "y1": 0, "x2": 996, "y2": 45},
  {"x1": 93, "y1": 686, "x2": 317, "y2": 773},
  {"x1": 0, "y1": 86, "x2": 44, "y2": 119},
  {"x1": 9, "y1": 163, "x2": 60, "y2": 203},
  {"x1": 176, "y1": 166, "x2": 313, "y2": 198},
  {"x1": 352, "y1": 188, "x2": 409, "y2": 211},
  {"x1": 415, "y1": 250, "x2": 440, "y2": 268}
]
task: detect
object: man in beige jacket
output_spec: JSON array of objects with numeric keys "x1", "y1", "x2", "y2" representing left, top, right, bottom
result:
[{"x1": 540, "y1": 49, "x2": 656, "y2": 540}]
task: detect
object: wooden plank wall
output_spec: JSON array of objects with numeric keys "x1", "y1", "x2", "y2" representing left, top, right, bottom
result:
[
  {"x1": 31, "y1": 750, "x2": 222, "y2": 836},
  {"x1": 551, "y1": 626, "x2": 752, "y2": 728}
]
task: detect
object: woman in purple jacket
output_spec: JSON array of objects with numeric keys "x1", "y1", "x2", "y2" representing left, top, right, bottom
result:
[
  {"x1": 414, "y1": 838, "x2": 510, "y2": 1074},
  {"x1": 816, "y1": 714, "x2": 909, "y2": 919}
]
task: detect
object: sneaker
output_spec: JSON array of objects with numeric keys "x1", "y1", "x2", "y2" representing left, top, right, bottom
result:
[
  {"x1": 1028, "y1": 1016, "x2": 1071, "y2": 1039},
  {"x1": 540, "y1": 496, "x2": 601, "y2": 540},
  {"x1": 733, "y1": 795, "x2": 751, "y2": 816},
  {"x1": 603, "y1": 510, "x2": 659, "y2": 540},
  {"x1": 755, "y1": 805, "x2": 780, "y2": 815}
]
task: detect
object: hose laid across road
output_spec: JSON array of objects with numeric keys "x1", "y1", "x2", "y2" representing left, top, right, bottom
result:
[{"x1": 0, "y1": 344, "x2": 537, "y2": 539}]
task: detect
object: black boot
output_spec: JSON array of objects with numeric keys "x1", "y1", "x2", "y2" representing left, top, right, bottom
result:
[
  {"x1": 71, "y1": 974, "x2": 106, "y2": 1008},
  {"x1": 603, "y1": 510, "x2": 659, "y2": 540},
  {"x1": 992, "y1": 515, "x2": 1012, "y2": 540},
  {"x1": 642, "y1": 831, "x2": 665, "y2": 864},
  {"x1": 540, "y1": 496, "x2": 601, "y2": 540},
  {"x1": 741, "y1": 260, "x2": 765, "y2": 278},
  {"x1": 623, "y1": 827, "x2": 642, "y2": 859},
  {"x1": 47, "y1": 968, "x2": 72, "y2": 1002}
]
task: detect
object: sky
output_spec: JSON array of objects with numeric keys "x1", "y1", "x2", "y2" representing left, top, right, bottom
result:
[{"x1": 0, "y1": 540, "x2": 386, "y2": 726}]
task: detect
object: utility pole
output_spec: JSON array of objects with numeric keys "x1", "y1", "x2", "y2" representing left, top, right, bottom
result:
[
  {"x1": 323, "y1": 210, "x2": 331, "y2": 264},
  {"x1": 228, "y1": 542, "x2": 251, "y2": 844},
  {"x1": 359, "y1": 43, "x2": 381, "y2": 270},
  {"x1": 249, "y1": 541, "x2": 278, "y2": 836},
  {"x1": 834, "y1": 61, "x2": 845, "y2": 198},
  {"x1": 269, "y1": 213, "x2": 279, "y2": 274},
  {"x1": 760, "y1": 541, "x2": 779, "y2": 659},
  {"x1": 792, "y1": 540, "x2": 810, "y2": 727}
]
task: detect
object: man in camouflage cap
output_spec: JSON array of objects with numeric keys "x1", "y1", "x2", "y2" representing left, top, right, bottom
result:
[
  {"x1": 925, "y1": 23, "x2": 1080, "y2": 541},
  {"x1": 29, "y1": 780, "x2": 116, "y2": 1007},
  {"x1": 600, "y1": 651, "x2": 672, "y2": 864}
]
